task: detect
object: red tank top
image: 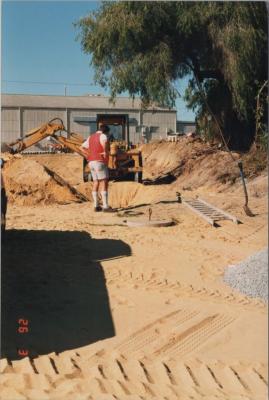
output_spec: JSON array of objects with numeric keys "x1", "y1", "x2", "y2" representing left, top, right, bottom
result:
[{"x1": 87, "y1": 132, "x2": 108, "y2": 164}]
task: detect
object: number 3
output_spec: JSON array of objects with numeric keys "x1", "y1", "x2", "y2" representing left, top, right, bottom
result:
[{"x1": 18, "y1": 349, "x2": 28, "y2": 356}]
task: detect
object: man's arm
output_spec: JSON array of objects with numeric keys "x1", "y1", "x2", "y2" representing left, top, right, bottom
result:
[{"x1": 80, "y1": 137, "x2": 90, "y2": 157}]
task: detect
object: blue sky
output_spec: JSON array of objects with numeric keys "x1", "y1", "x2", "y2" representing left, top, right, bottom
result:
[{"x1": 1, "y1": 0, "x2": 195, "y2": 121}]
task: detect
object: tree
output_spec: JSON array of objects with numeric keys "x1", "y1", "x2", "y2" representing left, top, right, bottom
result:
[{"x1": 76, "y1": 1, "x2": 268, "y2": 150}]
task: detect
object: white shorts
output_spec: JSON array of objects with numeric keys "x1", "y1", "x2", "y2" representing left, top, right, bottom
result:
[{"x1": 89, "y1": 161, "x2": 109, "y2": 181}]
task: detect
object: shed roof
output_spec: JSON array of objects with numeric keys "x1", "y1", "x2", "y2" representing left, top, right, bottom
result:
[{"x1": 2, "y1": 94, "x2": 176, "y2": 112}]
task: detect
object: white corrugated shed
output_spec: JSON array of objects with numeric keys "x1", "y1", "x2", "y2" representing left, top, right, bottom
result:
[{"x1": 1, "y1": 94, "x2": 177, "y2": 147}]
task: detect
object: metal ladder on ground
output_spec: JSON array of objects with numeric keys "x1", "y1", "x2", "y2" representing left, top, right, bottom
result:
[{"x1": 183, "y1": 197, "x2": 240, "y2": 227}]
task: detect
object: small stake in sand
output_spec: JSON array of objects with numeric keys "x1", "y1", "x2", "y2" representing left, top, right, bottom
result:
[
  {"x1": 176, "y1": 192, "x2": 182, "y2": 203},
  {"x1": 126, "y1": 203, "x2": 174, "y2": 227}
]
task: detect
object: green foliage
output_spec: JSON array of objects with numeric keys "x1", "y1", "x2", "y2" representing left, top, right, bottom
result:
[
  {"x1": 205, "y1": 2, "x2": 268, "y2": 121},
  {"x1": 76, "y1": 1, "x2": 179, "y2": 107},
  {"x1": 76, "y1": 1, "x2": 268, "y2": 148}
]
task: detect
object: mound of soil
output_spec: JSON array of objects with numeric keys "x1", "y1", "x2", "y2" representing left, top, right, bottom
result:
[
  {"x1": 2, "y1": 157, "x2": 83, "y2": 206},
  {"x1": 27, "y1": 153, "x2": 83, "y2": 185},
  {"x1": 2, "y1": 138, "x2": 267, "y2": 208},
  {"x1": 140, "y1": 137, "x2": 241, "y2": 189}
]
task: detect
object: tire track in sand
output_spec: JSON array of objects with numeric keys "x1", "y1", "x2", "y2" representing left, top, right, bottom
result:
[
  {"x1": 1, "y1": 356, "x2": 267, "y2": 399},
  {"x1": 105, "y1": 269, "x2": 266, "y2": 310}
]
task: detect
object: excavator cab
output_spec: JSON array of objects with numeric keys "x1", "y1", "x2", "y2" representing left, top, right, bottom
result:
[{"x1": 97, "y1": 114, "x2": 129, "y2": 148}]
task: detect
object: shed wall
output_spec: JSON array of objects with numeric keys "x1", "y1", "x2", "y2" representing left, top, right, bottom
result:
[
  {"x1": 1, "y1": 99, "x2": 177, "y2": 148},
  {"x1": 1, "y1": 108, "x2": 20, "y2": 143},
  {"x1": 177, "y1": 121, "x2": 196, "y2": 134},
  {"x1": 69, "y1": 110, "x2": 96, "y2": 138},
  {"x1": 142, "y1": 110, "x2": 176, "y2": 141},
  {"x1": 22, "y1": 109, "x2": 67, "y2": 133}
]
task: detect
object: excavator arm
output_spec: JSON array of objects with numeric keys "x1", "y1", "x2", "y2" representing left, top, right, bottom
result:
[
  {"x1": 8, "y1": 118, "x2": 86, "y2": 158},
  {"x1": 8, "y1": 119, "x2": 66, "y2": 153},
  {"x1": 52, "y1": 132, "x2": 86, "y2": 158}
]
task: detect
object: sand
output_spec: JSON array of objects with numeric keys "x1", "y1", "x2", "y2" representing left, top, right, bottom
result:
[{"x1": 1, "y1": 145, "x2": 268, "y2": 399}]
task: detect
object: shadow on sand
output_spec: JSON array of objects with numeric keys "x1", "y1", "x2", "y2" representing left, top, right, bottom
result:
[{"x1": 1, "y1": 229, "x2": 131, "y2": 360}]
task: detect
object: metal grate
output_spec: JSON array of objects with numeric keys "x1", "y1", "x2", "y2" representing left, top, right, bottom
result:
[{"x1": 183, "y1": 197, "x2": 239, "y2": 227}]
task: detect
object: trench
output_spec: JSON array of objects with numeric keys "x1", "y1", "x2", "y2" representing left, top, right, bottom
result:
[
  {"x1": 96, "y1": 182, "x2": 178, "y2": 227},
  {"x1": 4, "y1": 154, "x2": 177, "y2": 210},
  {"x1": 77, "y1": 180, "x2": 173, "y2": 210}
]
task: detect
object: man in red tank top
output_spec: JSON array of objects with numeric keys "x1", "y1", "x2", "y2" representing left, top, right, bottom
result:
[{"x1": 81, "y1": 124, "x2": 114, "y2": 212}]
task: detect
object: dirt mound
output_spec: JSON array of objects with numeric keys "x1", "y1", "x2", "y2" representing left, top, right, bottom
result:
[
  {"x1": 27, "y1": 153, "x2": 83, "y2": 185},
  {"x1": 3, "y1": 138, "x2": 266, "y2": 208},
  {"x1": 140, "y1": 138, "x2": 241, "y2": 188},
  {"x1": 246, "y1": 174, "x2": 268, "y2": 197},
  {"x1": 3, "y1": 157, "x2": 84, "y2": 206},
  {"x1": 77, "y1": 139, "x2": 245, "y2": 208}
]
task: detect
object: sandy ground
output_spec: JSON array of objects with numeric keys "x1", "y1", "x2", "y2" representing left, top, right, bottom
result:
[{"x1": 0, "y1": 151, "x2": 268, "y2": 400}]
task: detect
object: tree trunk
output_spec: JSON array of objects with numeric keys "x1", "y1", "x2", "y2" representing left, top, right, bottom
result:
[{"x1": 210, "y1": 83, "x2": 255, "y2": 151}]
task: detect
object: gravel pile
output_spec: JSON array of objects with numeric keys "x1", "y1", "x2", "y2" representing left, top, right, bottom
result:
[{"x1": 223, "y1": 248, "x2": 268, "y2": 302}]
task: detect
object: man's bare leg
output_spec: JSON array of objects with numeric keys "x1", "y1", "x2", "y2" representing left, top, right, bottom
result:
[
  {"x1": 99, "y1": 179, "x2": 108, "y2": 191},
  {"x1": 100, "y1": 179, "x2": 109, "y2": 209},
  {"x1": 92, "y1": 180, "x2": 100, "y2": 209}
]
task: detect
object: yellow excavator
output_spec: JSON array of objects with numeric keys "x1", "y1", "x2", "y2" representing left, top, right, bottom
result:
[{"x1": 7, "y1": 118, "x2": 143, "y2": 183}]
